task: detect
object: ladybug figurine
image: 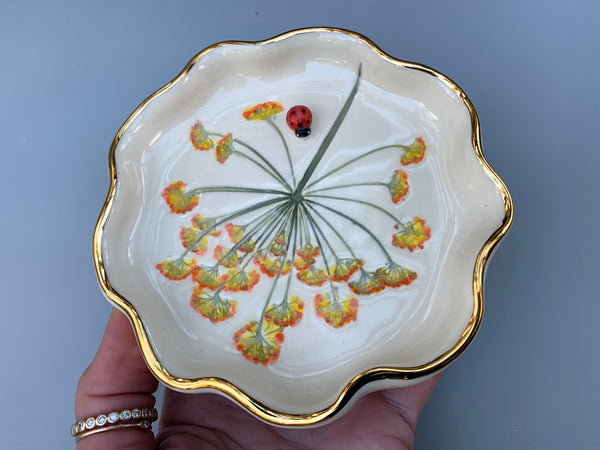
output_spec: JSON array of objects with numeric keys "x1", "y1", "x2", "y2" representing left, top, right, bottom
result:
[{"x1": 286, "y1": 105, "x2": 312, "y2": 137}]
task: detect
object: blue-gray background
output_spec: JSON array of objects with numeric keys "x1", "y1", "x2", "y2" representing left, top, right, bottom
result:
[{"x1": 1, "y1": 1, "x2": 598, "y2": 448}]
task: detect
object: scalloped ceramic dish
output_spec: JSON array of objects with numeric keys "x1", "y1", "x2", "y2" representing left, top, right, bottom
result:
[{"x1": 93, "y1": 28, "x2": 512, "y2": 426}]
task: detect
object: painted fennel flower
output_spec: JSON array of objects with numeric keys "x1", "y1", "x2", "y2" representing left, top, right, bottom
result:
[
  {"x1": 392, "y1": 217, "x2": 432, "y2": 251},
  {"x1": 388, "y1": 170, "x2": 409, "y2": 204},
  {"x1": 180, "y1": 226, "x2": 209, "y2": 255},
  {"x1": 213, "y1": 245, "x2": 239, "y2": 268},
  {"x1": 220, "y1": 267, "x2": 260, "y2": 292},
  {"x1": 215, "y1": 133, "x2": 234, "y2": 164},
  {"x1": 194, "y1": 265, "x2": 221, "y2": 290},
  {"x1": 190, "y1": 287, "x2": 237, "y2": 323},
  {"x1": 225, "y1": 223, "x2": 255, "y2": 253},
  {"x1": 374, "y1": 263, "x2": 417, "y2": 288},
  {"x1": 156, "y1": 257, "x2": 197, "y2": 281},
  {"x1": 242, "y1": 101, "x2": 284, "y2": 121},
  {"x1": 156, "y1": 64, "x2": 431, "y2": 365},
  {"x1": 162, "y1": 181, "x2": 200, "y2": 214},
  {"x1": 253, "y1": 251, "x2": 292, "y2": 277},
  {"x1": 400, "y1": 137, "x2": 427, "y2": 165},
  {"x1": 264, "y1": 296, "x2": 304, "y2": 327},
  {"x1": 233, "y1": 320, "x2": 284, "y2": 365},
  {"x1": 348, "y1": 268, "x2": 385, "y2": 295},
  {"x1": 190, "y1": 120, "x2": 214, "y2": 150},
  {"x1": 192, "y1": 214, "x2": 221, "y2": 236},
  {"x1": 330, "y1": 258, "x2": 363, "y2": 282},
  {"x1": 314, "y1": 292, "x2": 358, "y2": 329}
]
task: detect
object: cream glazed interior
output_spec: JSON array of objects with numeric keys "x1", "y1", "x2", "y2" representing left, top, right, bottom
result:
[{"x1": 96, "y1": 29, "x2": 512, "y2": 423}]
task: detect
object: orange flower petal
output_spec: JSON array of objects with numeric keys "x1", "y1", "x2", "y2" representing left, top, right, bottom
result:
[
  {"x1": 374, "y1": 264, "x2": 417, "y2": 288},
  {"x1": 215, "y1": 132, "x2": 234, "y2": 163},
  {"x1": 264, "y1": 296, "x2": 304, "y2": 327},
  {"x1": 400, "y1": 137, "x2": 427, "y2": 165},
  {"x1": 190, "y1": 120, "x2": 214, "y2": 150},
  {"x1": 392, "y1": 216, "x2": 431, "y2": 251},
  {"x1": 242, "y1": 101, "x2": 284, "y2": 121},
  {"x1": 190, "y1": 286, "x2": 237, "y2": 323},
  {"x1": 180, "y1": 227, "x2": 208, "y2": 254},
  {"x1": 297, "y1": 266, "x2": 328, "y2": 286},
  {"x1": 314, "y1": 293, "x2": 358, "y2": 328},
  {"x1": 233, "y1": 320, "x2": 284, "y2": 365},
  {"x1": 388, "y1": 170, "x2": 409, "y2": 204},
  {"x1": 221, "y1": 268, "x2": 260, "y2": 292},
  {"x1": 194, "y1": 265, "x2": 221, "y2": 290},
  {"x1": 162, "y1": 181, "x2": 199, "y2": 214},
  {"x1": 156, "y1": 258, "x2": 196, "y2": 281},
  {"x1": 214, "y1": 245, "x2": 239, "y2": 268}
]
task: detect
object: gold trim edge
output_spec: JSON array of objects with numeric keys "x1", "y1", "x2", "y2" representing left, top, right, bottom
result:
[{"x1": 92, "y1": 27, "x2": 514, "y2": 426}]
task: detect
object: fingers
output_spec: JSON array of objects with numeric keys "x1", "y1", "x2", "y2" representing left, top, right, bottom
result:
[
  {"x1": 74, "y1": 308, "x2": 159, "y2": 449},
  {"x1": 380, "y1": 372, "x2": 442, "y2": 430}
]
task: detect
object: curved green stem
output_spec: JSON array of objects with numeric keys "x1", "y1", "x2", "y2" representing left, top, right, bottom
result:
[
  {"x1": 188, "y1": 186, "x2": 288, "y2": 197},
  {"x1": 232, "y1": 152, "x2": 291, "y2": 191},
  {"x1": 233, "y1": 139, "x2": 292, "y2": 191},
  {"x1": 304, "y1": 145, "x2": 403, "y2": 191},
  {"x1": 209, "y1": 131, "x2": 291, "y2": 190},
  {"x1": 301, "y1": 204, "x2": 343, "y2": 262},
  {"x1": 300, "y1": 204, "x2": 337, "y2": 293},
  {"x1": 293, "y1": 64, "x2": 362, "y2": 196},
  {"x1": 306, "y1": 181, "x2": 387, "y2": 195},
  {"x1": 267, "y1": 119, "x2": 296, "y2": 186},
  {"x1": 252, "y1": 202, "x2": 295, "y2": 255},
  {"x1": 298, "y1": 206, "x2": 312, "y2": 246},
  {"x1": 257, "y1": 204, "x2": 299, "y2": 328},
  {"x1": 304, "y1": 193, "x2": 404, "y2": 224},
  {"x1": 181, "y1": 196, "x2": 288, "y2": 257},
  {"x1": 217, "y1": 202, "x2": 290, "y2": 266},
  {"x1": 304, "y1": 202, "x2": 358, "y2": 259},
  {"x1": 305, "y1": 199, "x2": 393, "y2": 264}
]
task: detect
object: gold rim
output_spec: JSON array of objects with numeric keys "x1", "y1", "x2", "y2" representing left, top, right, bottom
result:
[{"x1": 92, "y1": 27, "x2": 514, "y2": 426}]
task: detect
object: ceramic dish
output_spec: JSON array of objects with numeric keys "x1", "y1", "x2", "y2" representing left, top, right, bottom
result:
[{"x1": 93, "y1": 28, "x2": 513, "y2": 426}]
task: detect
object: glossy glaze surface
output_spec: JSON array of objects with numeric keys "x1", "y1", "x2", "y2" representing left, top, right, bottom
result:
[{"x1": 96, "y1": 28, "x2": 511, "y2": 422}]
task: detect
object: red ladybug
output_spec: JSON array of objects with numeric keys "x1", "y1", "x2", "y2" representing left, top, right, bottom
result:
[{"x1": 286, "y1": 105, "x2": 312, "y2": 137}]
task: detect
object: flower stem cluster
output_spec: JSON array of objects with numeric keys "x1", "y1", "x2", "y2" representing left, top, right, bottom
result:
[{"x1": 156, "y1": 66, "x2": 431, "y2": 365}]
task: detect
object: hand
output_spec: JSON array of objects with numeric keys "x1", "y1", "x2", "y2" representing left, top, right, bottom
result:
[{"x1": 75, "y1": 309, "x2": 440, "y2": 449}]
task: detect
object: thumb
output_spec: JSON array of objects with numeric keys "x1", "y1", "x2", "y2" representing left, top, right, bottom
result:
[{"x1": 74, "y1": 308, "x2": 159, "y2": 449}]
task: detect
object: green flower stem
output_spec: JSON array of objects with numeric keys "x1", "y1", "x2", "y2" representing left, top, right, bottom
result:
[
  {"x1": 257, "y1": 204, "x2": 299, "y2": 329},
  {"x1": 181, "y1": 196, "x2": 288, "y2": 257},
  {"x1": 300, "y1": 204, "x2": 344, "y2": 264},
  {"x1": 300, "y1": 204, "x2": 338, "y2": 295},
  {"x1": 267, "y1": 119, "x2": 296, "y2": 186},
  {"x1": 238, "y1": 203, "x2": 294, "y2": 269},
  {"x1": 208, "y1": 132, "x2": 291, "y2": 191},
  {"x1": 239, "y1": 202, "x2": 291, "y2": 259},
  {"x1": 218, "y1": 202, "x2": 290, "y2": 267},
  {"x1": 304, "y1": 193, "x2": 404, "y2": 224},
  {"x1": 233, "y1": 138, "x2": 292, "y2": 191},
  {"x1": 304, "y1": 145, "x2": 403, "y2": 191},
  {"x1": 305, "y1": 181, "x2": 387, "y2": 195},
  {"x1": 250, "y1": 201, "x2": 295, "y2": 256},
  {"x1": 232, "y1": 152, "x2": 292, "y2": 191},
  {"x1": 285, "y1": 207, "x2": 300, "y2": 300},
  {"x1": 281, "y1": 267, "x2": 293, "y2": 305},
  {"x1": 305, "y1": 199, "x2": 394, "y2": 264},
  {"x1": 303, "y1": 202, "x2": 358, "y2": 259},
  {"x1": 187, "y1": 186, "x2": 288, "y2": 197},
  {"x1": 293, "y1": 64, "x2": 362, "y2": 197},
  {"x1": 298, "y1": 206, "x2": 312, "y2": 247}
]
